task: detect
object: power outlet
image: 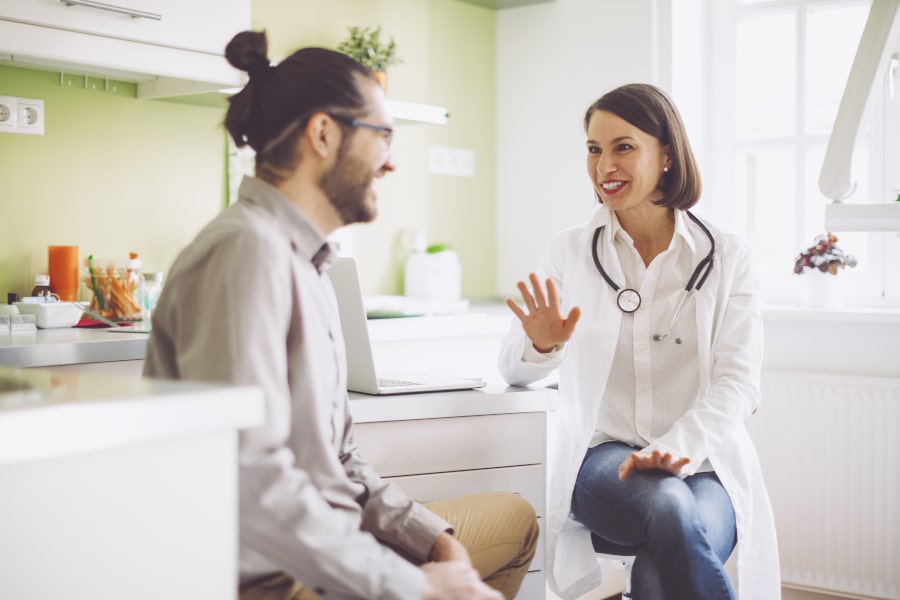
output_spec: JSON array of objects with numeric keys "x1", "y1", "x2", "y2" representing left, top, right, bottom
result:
[
  {"x1": 428, "y1": 145, "x2": 476, "y2": 177},
  {"x1": 0, "y1": 96, "x2": 44, "y2": 135},
  {"x1": 0, "y1": 95, "x2": 16, "y2": 132},
  {"x1": 16, "y1": 97, "x2": 44, "y2": 135}
]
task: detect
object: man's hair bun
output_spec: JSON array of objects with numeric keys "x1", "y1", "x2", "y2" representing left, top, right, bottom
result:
[{"x1": 225, "y1": 30, "x2": 271, "y2": 77}]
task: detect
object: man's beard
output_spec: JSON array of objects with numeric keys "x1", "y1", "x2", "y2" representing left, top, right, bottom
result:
[{"x1": 321, "y1": 148, "x2": 378, "y2": 226}]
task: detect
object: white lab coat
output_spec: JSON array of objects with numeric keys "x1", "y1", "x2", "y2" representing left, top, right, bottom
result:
[{"x1": 498, "y1": 206, "x2": 781, "y2": 600}]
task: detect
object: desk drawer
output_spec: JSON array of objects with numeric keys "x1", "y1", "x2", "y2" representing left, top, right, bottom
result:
[
  {"x1": 386, "y1": 464, "x2": 545, "y2": 516},
  {"x1": 353, "y1": 412, "x2": 545, "y2": 477},
  {"x1": 386, "y1": 465, "x2": 547, "y2": 573}
]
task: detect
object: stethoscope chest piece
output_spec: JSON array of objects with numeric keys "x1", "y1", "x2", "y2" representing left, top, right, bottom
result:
[
  {"x1": 591, "y1": 211, "x2": 716, "y2": 325},
  {"x1": 617, "y1": 288, "x2": 641, "y2": 313}
]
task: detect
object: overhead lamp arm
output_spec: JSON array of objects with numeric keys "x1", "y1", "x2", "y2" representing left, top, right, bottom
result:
[{"x1": 818, "y1": 0, "x2": 900, "y2": 203}]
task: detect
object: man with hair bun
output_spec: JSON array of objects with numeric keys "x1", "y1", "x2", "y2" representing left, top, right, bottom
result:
[{"x1": 144, "y1": 30, "x2": 537, "y2": 600}]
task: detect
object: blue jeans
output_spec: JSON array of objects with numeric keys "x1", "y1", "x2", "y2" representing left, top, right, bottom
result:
[{"x1": 571, "y1": 441, "x2": 737, "y2": 600}]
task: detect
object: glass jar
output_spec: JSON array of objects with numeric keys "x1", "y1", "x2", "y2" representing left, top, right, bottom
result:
[{"x1": 84, "y1": 256, "x2": 143, "y2": 321}]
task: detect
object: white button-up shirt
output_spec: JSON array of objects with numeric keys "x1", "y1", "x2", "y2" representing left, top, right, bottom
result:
[{"x1": 591, "y1": 214, "x2": 711, "y2": 471}]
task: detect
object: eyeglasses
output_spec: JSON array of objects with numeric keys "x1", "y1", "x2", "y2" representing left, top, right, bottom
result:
[{"x1": 329, "y1": 114, "x2": 393, "y2": 146}]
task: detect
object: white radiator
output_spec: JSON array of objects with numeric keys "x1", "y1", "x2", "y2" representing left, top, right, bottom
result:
[{"x1": 750, "y1": 370, "x2": 900, "y2": 599}]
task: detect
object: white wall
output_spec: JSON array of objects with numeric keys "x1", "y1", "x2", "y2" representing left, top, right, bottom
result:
[{"x1": 494, "y1": 0, "x2": 669, "y2": 295}]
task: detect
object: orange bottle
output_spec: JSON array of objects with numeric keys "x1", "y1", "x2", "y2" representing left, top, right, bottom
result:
[{"x1": 48, "y1": 245, "x2": 79, "y2": 302}]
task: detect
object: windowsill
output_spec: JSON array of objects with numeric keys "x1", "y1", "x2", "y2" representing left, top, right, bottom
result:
[{"x1": 763, "y1": 304, "x2": 900, "y2": 324}]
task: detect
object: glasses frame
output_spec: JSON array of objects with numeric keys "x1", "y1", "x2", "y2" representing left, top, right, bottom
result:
[{"x1": 329, "y1": 114, "x2": 393, "y2": 144}]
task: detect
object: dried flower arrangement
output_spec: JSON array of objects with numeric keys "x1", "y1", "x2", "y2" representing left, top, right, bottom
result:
[{"x1": 793, "y1": 232, "x2": 858, "y2": 275}]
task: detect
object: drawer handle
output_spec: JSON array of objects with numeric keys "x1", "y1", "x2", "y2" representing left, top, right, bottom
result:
[{"x1": 60, "y1": 0, "x2": 162, "y2": 21}]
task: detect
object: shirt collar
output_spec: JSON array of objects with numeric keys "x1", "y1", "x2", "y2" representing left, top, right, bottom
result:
[
  {"x1": 235, "y1": 176, "x2": 337, "y2": 273},
  {"x1": 600, "y1": 207, "x2": 699, "y2": 256},
  {"x1": 673, "y1": 209, "x2": 698, "y2": 255}
]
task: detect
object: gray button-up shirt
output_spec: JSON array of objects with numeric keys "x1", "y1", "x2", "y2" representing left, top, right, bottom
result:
[{"x1": 144, "y1": 176, "x2": 450, "y2": 599}]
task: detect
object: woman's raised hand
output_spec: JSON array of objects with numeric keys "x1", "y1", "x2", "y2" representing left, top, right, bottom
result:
[{"x1": 506, "y1": 273, "x2": 581, "y2": 353}]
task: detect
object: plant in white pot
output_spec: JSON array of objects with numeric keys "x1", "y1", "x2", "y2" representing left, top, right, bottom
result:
[
  {"x1": 793, "y1": 232, "x2": 858, "y2": 308},
  {"x1": 336, "y1": 26, "x2": 402, "y2": 90}
]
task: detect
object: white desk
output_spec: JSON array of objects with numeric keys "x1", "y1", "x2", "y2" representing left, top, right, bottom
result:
[{"x1": 357, "y1": 313, "x2": 557, "y2": 599}]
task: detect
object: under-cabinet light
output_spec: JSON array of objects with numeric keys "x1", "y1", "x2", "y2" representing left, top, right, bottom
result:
[{"x1": 385, "y1": 100, "x2": 448, "y2": 124}]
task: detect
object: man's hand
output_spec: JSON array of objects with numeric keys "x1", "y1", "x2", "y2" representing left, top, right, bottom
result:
[
  {"x1": 420, "y1": 562, "x2": 502, "y2": 600},
  {"x1": 428, "y1": 532, "x2": 471, "y2": 564},
  {"x1": 618, "y1": 449, "x2": 690, "y2": 481},
  {"x1": 506, "y1": 273, "x2": 581, "y2": 353}
]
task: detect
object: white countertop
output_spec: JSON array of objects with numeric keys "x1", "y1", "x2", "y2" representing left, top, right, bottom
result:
[
  {"x1": 0, "y1": 327, "x2": 149, "y2": 368},
  {"x1": 0, "y1": 366, "x2": 264, "y2": 465},
  {"x1": 0, "y1": 312, "x2": 514, "y2": 369}
]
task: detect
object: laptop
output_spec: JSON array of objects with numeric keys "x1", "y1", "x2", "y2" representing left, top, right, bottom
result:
[{"x1": 326, "y1": 257, "x2": 487, "y2": 395}]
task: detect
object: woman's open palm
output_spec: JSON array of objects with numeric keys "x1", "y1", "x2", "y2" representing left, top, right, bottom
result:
[{"x1": 506, "y1": 273, "x2": 581, "y2": 353}]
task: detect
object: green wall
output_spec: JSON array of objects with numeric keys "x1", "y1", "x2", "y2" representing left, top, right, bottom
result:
[
  {"x1": 0, "y1": 67, "x2": 227, "y2": 299},
  {"x1": 0, "y1": 0, "x2": 496, "y2": 300}
]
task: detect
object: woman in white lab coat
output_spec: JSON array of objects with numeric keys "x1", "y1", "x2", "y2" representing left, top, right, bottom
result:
[{"x1": 498, "y1": 83, "x2": 780, "y2": 600}]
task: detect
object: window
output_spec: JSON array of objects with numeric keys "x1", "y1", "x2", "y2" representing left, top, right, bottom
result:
[{"x1": 699, "y1": 0, "x2": 899, "y2": 307}]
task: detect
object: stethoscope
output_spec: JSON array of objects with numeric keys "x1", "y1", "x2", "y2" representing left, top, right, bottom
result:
[{"x1": 590, "y1": 210, "x2": 715, "y2": 344}]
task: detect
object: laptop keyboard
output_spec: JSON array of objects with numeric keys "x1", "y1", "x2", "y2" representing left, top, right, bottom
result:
[{"x1": 377, "y1": 377, "x2": 421, "y2": 388}]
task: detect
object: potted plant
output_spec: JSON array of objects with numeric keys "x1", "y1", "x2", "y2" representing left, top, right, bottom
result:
[
  {"x1": 336, "y1": 26, "x2": 402, "y2": 90},
  {"x1": 793, "y1": 232, "x2": 857, "y2": 308}
]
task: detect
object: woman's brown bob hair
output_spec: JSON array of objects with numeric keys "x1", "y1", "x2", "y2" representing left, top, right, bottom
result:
[{"x1": 583, "y1": 83, "x2": 701, "y2": 210}]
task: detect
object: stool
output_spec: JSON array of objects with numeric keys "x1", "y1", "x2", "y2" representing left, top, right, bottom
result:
[
  {"x1": 594, "y1": 553, "x2": 634, "y2": 599},
  {"x1": 592, "y1": 534, "x2": 638, "y2": 600}
]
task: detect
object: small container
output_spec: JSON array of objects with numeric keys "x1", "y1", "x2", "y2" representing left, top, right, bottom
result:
[
  {"x1": 141, "y1": 272, "x2": 164, "y2": 321},
  {"x1": 31, "y1": 274, "x2": 52, "y2": 298},
  {"x1": 404, "y1": 246, "x2": 462, "y2": 304}
]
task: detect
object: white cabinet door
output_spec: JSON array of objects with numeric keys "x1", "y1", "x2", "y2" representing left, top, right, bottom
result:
[
  {"x1": 0, "y1": 0, "x2": 248, "y2": 91},
  {"x1": 385, "y1": 465, "x2": 547, "y2": 573},
  {"x1": 386, "y1": 464, "x2": 546, "y2": 516},
  {"x1": 0, "y1": 0, "x2": 247, "y2": 55},
  {"x1": 353, "y1": 412, "x2": 546, "y2": 477}
]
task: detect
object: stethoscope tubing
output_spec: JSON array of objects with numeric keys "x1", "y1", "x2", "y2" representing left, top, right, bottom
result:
[{"x1": 591, "y1": 210, "x2": 716, "y2": 312}]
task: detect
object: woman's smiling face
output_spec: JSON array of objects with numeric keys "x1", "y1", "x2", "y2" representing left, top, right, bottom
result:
[{"x1": 585, "y1": 109, "x2": 670, "y2": 212}]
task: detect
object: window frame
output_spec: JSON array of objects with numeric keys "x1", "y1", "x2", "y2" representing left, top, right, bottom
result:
[{"x1": 698, "y1": 0, "x2": 899, "y2": 308}]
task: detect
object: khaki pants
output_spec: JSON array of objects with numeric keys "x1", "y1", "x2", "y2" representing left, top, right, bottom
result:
[{"x1": 239, "y1": 491, "x2": 539, "y2": 600}]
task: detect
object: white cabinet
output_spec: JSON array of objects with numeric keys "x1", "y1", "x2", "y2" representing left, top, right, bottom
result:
[
  {"x1": 352, "y1": 397, "x2": 553, "y2": 600},
  {"x1": 0, "y1": 0, "x2": 249, "y2": 96},
  {"x1": 0, "y1": 367, "x2": 264, "y2": 600},
  {"x1": 0, "y1": 0, "x2": 244, "y2": 55}
]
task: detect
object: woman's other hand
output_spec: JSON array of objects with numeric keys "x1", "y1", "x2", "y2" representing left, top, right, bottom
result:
[
  {"x1": 618, "y1": 449, "x2": 690, "y2": 480},
  {"x1": 506, "y1": 273, "x2": 581, "y2": 353}
]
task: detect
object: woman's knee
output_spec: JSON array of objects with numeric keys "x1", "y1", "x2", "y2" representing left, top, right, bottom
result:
[{"x1": 642, "y1": 478, "x2": 703, "y2": 536}]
